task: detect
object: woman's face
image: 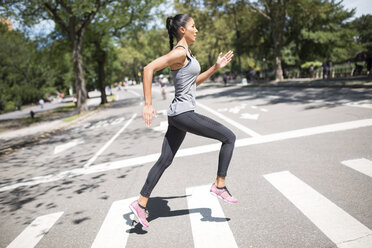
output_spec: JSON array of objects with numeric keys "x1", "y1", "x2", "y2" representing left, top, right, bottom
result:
[{"x1": 180, "y1": 18, "x2": 198, "y2": 43}]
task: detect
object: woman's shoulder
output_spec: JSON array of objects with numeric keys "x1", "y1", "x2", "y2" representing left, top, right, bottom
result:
[{"x1": 167, "y1": 47, "x2": 188, "y2": 64}]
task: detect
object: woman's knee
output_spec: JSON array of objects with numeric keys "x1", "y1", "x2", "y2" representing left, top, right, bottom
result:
[
  {"x1": 225, "y1": 131, "x2": 236, "y2": 144},
  {"x1": 161, "y1": 153, "x2": 175, "y2": 168}
]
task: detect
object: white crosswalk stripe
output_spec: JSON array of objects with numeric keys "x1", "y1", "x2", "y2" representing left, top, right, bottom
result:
[
  {"x1": 264, "y1": 171, "x2": 372, "y2": 248},
  {"x1": 54, "y1": 138, "x2": 84, "y2": 154},
  {"x1": 153, "y1": 121, "x2": 168, "y2": 133},
  {"x1": 6, "y1": 212, "x2": 63, "y2": 248},
  {"x1": 186, "y1": 185, "x2": 238, "y2": 248},
  {"x1": 91, "y1": 197, "x2": 137, "y2": 248},
  {"x1": 342, "y1": 158, "x2": 372, "y2": 178},
  {"x1": 83, "y1": 113, "x2": 137, "y2": 168},
  {"x1": 198, "y1": 102, "x2": 261, "y2": 137}
]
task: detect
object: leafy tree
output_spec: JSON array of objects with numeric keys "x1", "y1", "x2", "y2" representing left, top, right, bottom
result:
[
  {"x1": 175, "y1": 0, "x2": 237, "y2": 74},
  {"x1": 347, "y1": 14, "x2": 372, "y2": 53},
  {"x1": 84, "y1": 0, "x2": 163, "y2": 105},
  {"x1": 3, "y1": 1, "x2": 135, "y2": 113},
  {"x1": 0, "y1": 22, "x2": 55, "y2": 112},
  {"x1": 248, "y1": 0, "x2": 288, "y2": 81},
  {"x1": 117, "y1": 28, "x2": 169, "y2": 82},
  {"x1": 285, "y1": 0, "x2": 358, "y2": 66}
]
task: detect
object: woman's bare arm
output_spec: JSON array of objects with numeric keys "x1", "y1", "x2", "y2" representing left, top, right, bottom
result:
[
  {"x1": 196, "y1": 51, "x2": 234, "y2": 87},
  {"x1": 142, "y1": 48, "x2": 186, "y2": 126}
]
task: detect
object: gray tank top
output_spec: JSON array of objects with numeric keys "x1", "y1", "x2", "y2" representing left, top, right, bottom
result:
[{"x1": 167, "y1": 45, "x2": 201, "y2": 116}]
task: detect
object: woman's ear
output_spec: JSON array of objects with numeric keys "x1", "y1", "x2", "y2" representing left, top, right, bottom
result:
[{"x1": 179, "y1": 26, "x2": 185, "y2": 35}]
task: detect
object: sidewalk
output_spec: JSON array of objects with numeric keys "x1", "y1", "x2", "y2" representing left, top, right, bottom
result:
[{"x1": 0, "y1": 104, "x2": 100, "y2": 156}]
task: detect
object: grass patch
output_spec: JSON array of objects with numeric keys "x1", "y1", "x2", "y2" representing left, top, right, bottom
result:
[
  {"x1": 63, "y1": 108, "x2": 96, "y2": 123},
  {"x1": 63, "y1": 114, "x2": 80, "y2": 123},
  {"x1": 345, "y1": 80, "x2": 372, "y2": 85},
  {"x1": 0, "y1": 129, "x2": 7, "y2": 133},
  {"x1": 55, "y1": 103, "x2": 76, "y2": 113},
  {"x1": 20, "y1": 116, "x2": 45, "y2": 124},
  {"x1": 107, "y1": 94, "x2": 116, "y2": 102}
]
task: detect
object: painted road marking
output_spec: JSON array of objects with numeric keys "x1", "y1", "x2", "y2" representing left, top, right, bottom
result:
[
  {"x1": 240, "y1": 113, "x2": 259, "y2": 120},
  {"x1": 264, "y1": 171, "x2": 372, "y2": 248},
  {"x1": 91, "y1": 197, "x2": 136, "y2": 248},
  {"x1": 251, "y1": 105, "x2": 268, "y2": 112},
  {"x1": 157, "y1": 109, "x2": 168, "y2": 115},
  {"x1": 235, "y1": 118, "x2": 372, "y2": 148},
  {"x1": 198, "y1": 102, "x2": 261, "y2": 137},
  {"x1": 342, "y1": 158, "x2": 372, "y2": 178},
  {"x1": 128, "y1": 90, "x2": 141, "y2": 97},
  {"x1": 1, "y1": 118, "x2": 372, "y2": 192},
  {"x1": 217, "y1": 104, "x2": 246, "y2": 114},
  {"x1": 6, "y1": 212, "x2": 63, "y2": 248},
  {"x1": 153, "y1": 121, "x2": 168, "y2": 133},
  {"x1": 54, "y1": 139, "x2": 84, "y2": 154},
  {"x1": 186, "y1": 185, "x2": 238, "y2": 248},
  {"x1": 73, "y1": 117, "x2": 125, "y2": 132},
  {"x1": 344, "y1": 100, "x2": 372, "y2": 109},
  {"x1": 84, "y1": 113, "x2": 137, "y2": 168}
]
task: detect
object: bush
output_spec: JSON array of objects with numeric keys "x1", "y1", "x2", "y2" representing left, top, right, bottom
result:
[{"x1": 4, "y1": 101, "x2": 16, "y2": 111}]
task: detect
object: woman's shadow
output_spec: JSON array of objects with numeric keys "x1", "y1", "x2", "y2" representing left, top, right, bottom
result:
[{"x1": 123, "y1": 195, "x2": 230, "y2": 234}]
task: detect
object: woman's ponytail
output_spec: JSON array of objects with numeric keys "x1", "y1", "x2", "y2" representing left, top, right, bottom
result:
[
  {"x1": 166, "y1": 16, "x2": 174, "y2": 51},
  {"x1": 165, "y1": 14, "x2": 191, "y2": 51}
]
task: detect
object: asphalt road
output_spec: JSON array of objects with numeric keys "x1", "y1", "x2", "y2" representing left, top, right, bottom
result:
[{"x1": 0, "y1": 84, "x2": 371, "y2": 248}]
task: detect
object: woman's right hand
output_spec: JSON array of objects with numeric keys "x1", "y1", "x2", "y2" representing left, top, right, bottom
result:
[{"x1": 142, "y1": 104, "x2": 157, "y2": 127}]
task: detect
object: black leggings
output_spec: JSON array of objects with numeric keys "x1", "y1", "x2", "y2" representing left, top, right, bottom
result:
[{"x1": 140, "y1": 111, "x2": 236, "y2": 198}]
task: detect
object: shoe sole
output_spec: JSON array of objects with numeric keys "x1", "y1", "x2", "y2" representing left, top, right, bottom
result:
[
  {"x1": 129, "y1": 205, "x2": 149, "y2": 228},
  {"x1": 210, "y1": 191, "x2": 238, "y2": 204}
]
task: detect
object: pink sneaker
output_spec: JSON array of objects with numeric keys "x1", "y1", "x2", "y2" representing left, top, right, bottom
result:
[
  {"x1": 129, "y1": 200, "x2": 149, "y2": 228},
  {"x1": 210, "y1": 184, "x2": 238, "y2": 204}
]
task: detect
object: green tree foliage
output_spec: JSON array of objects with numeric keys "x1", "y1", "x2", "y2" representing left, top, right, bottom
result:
[
  {"x1": 3, "y1": 0, "x2": 115, "y2": 113},
  {"x1": 84, "y1": 0, "x2": 163, "y2": 104},
  {"x1": 172, "y1": 0, "x2": 363, "y2": 79},
  {"x1": 3, "y1": 0, "x2": 165, "y2": 111},
  {"x1": 43, "y1": 36, "x2": 74, "y2": 95},
  {"x1": 174, "y1": 0, "x2": 237, "y2": 75},
  {"x1": 117, "y1": 28, "x2": 169, "y2": 81},
  {"x1": 285, "y1": 0, "x2": 359, "y2": 66},
  {"x1": 0, "y1": 23, "x2": 56, "y2": 112},
  {"x1": 347, "y1": 14, "x2": 372, "y2": 53}
]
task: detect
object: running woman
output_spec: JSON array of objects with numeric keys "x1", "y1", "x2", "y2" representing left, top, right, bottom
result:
[{"x1": 130, "y1": 14, "x2": 237, "y2": 228}]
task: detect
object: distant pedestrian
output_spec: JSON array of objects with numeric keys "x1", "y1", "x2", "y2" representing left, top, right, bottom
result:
[
  {"x1": 365, "y1": 53, "x2": 372, "y2": 76},
  {"x1": 223, "y1": 72, "x2": 227, "y2": 86},
  {"x1": 129, "y1": 14, "x2": 237, "y2": 228},
  {"x1": 39, "y1": 99, "x2": 44, "y2": 109},
  {"x1": 322, "y1": 62, "x2": 328, "y2": 79},
  {"x1": 250, "y1": 69, "x2": 256, "y2": 80},
  {"x1": 354, "y1": 62, "x2": 363, "y2": 76},
  {"x1": 159, "y1": 74, "x2": 168, "y2": 99},
  {"x1": 309, "y1": 64, "x2": 314, "y2": 78}
]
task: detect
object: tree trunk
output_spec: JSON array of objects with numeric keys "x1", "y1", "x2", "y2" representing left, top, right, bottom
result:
[
  {"x1": 233, "y1": 5, "x2": 242, "y2": 75},
  {"x1": 273, "y1": 33, "x2": 283, "y2": 81},
  {"x1": 208, "y1": 53, "x2": 214, "y2": 67},
  {"x1": 96, "y1": 46, "x2": 107, "y2": 105},
  {"x1": 270, "y1": 1, "x2": 286, "y2": 82},
  {"x1": 72, "y1": 36, "x2": 88, "y2": 113}
]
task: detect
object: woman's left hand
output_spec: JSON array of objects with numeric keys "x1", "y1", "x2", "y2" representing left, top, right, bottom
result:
[{"x1": 216, "y1": 50, "x2": 234, "y2": 70}]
